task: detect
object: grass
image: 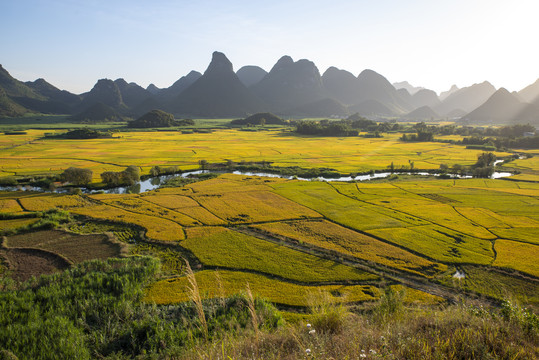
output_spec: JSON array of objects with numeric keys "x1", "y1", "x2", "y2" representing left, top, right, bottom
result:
[
  {"x1": 440, "y1": 265, "x2": 539, "y2": 306},
  {"x1": 182, "y1": 226, "x2": 377, "y2": 282}
]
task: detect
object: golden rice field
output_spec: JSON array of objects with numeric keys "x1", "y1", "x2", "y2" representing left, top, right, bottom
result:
[
  {"x1": 0, "y1": 129, "x2": 516, "y2": 179},
  {"x1": 181, "y1": 226, "x2": 377, "y2": 282},
  {"x1": 0, "y1": 126, "x2": 538, "y2": 309},
  {"x1": 250, "y1": 219, "x2": 446, "y2": 277},
  {"x1": 144, "y1": 269, "x2": 441, "y2": 307},
  {"x1": 493, "y1": 239, "x2": 539, "y2": 277},
  {"x1": 1, "y1": 172, "x2": 538, "y2": 308}
]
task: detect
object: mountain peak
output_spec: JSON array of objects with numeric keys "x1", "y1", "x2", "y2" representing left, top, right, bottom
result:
[
  {"x1": 270, "y1": 55, "x2": 294, "y2": 73},
  {"x1": 205, "y1": 51, "x2": 233, "y2": 75}
]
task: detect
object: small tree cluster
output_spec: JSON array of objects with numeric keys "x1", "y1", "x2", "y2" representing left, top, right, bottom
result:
[
  {"x1": 149, "y1": 165, "x2": 179, "y2": 177},
  {"x1": 101, "y1": 166, "x2": 140, "y2": 186},
  {"x1": 60, "y1": 167, "x2": 93, "y2": 185}
]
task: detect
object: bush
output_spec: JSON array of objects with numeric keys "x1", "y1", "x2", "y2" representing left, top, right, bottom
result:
[{"x1": 60, "y1": 167, "x2": 93, "y2": 185}]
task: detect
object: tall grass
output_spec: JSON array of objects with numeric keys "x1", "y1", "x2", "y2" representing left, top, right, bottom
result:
[{"x1": 184, "y1": 258, "x2": 208, "y2": 340}]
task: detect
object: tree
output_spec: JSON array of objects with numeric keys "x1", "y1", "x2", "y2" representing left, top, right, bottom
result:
[
  {"x1": 61, "y1": 167, "x2": 93, "y2": 185},
  {"x1": 121, "y1": 165, "x2": 140, "y2": 185},
  {"x1": 475, "y1": 152, "x2": 497, "y2": 168},
  {"x1": 101, "y1": 166, "x2": 140, "y2": 186},
  {"x1": 199, "y1": 160, "x2": 208, "y2": 171}
]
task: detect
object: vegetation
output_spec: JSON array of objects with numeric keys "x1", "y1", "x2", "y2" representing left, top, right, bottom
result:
[
  {"x1": 230, "y1": 112, "x2": 286, "y2": 126},
  {"x1": 0, "y1": 121, "x2": 537, "y2": 358},
  {"x1": 57, "y1": 128, "x2": 113, "y2": 139},
  {"x1": 295, "y1": 120, "x2": 359, "y2": 136},
  {"x1": 128, "y1": 109, "x2": 193, "y2": 128},
  {"x1": 101, "y1": 165, "x2": 141, "y2": 186},
  {"x1": 60, "y1": 166, "x2": 93, "y2": 185}
]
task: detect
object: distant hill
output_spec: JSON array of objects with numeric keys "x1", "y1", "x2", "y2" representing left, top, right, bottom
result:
[
  {"x1": 355, "y1": 69, "x2": 412, "y2": 114},
  {"x1": 460, "y1": 88, "x2": 527, "y2": 125},
  {"x1": 158, "y1": 71, "x2": 202, "y2": 101},
  {"x1": 0, "y1": 87, "x2": 28, "y2": 117},
  {"x1": 0, "y1": 65, "x2": 81, "y2": 114},
  {"x1": 435, "y1": 81, "x2": 496, "y2": 116},
  {"x1": 439, "y1": 85, "x2": 459, "y2": 101},
  {"x1": 287, "y1": 98, "x2": 349, "y2": 117},
  {"x1": 0, "y1": 65, "x2": 43, "y2": 100},
  {"x1": 79, "y1": 79, "x2": 127, "y2": 113},
  {"x1": 70, "y1": 102, "x2": 124, "y2": 122},
  {"x1": 237, "y1": 66, "x2": 267, "y2": 87},
  {"x1": 252, "y1": 56, "x2": 326, "y2": 112},
  {"x1": 514, "y1": 96, "x2": 539, "y2": 126},
  {"x1": 403, "y1": 106, "x2": 440, "y2": 120},
  {"x1": 518, "y1": 78, "x2": 539, "y2": 103},
  {"x1": 2, "y1": 55, "x2": 539, "y2": 120},
  {"x1": 167, "y1": 52, "x2": 265, "y2": 117},
  {"x1": 146, "y1": 84, "x2": 161, "y2": 94},
  {"x1": 393, "y1": 81, "x2": 424, "y2": 95},
  {"x1": 322, "y1": 67, "x2": 361, "y2": 106},
  {"x1": 410, "y1": 89, "x2": 440, "y2": 109},
  {"x1": 25, "y1": 78, "x2": 81, "y2": 109},
  {"x1": 114, "y1": 79, "x2": 152, "y2": 110}
]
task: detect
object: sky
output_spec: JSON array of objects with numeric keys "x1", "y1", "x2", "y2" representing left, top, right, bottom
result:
[{"x1": 1, "y1": 0, "x2": 538, "y2": 95}]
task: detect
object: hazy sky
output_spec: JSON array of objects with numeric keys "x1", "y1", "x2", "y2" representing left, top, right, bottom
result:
[{"x1": 1, "y1": 0, "x2": 538, "y2": 95}]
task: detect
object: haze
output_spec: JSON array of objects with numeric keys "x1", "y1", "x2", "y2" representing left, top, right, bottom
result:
[{"x1": 1, "y1": 0, "x2": 538, "y2": 94}]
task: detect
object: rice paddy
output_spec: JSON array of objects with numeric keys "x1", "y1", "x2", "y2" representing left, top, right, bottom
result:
[{"x1": 0, "y1": 128, "x2": 537, "y2": 309}]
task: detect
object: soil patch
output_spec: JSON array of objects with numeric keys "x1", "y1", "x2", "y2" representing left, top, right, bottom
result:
[
  {"x1": 5, "y1": 229, "x2": 125, "y2": 264},
  {"x1": 0, "y1": 248, "x2": 70, "y2": 282}
]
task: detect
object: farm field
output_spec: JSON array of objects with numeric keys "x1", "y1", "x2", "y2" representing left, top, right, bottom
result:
[
  {"x1": 0, "y1": 129, "x2": 515, "y2": 180},
  {"x1": 0, "y1": 172, "x2": 537, "y2": 309}
]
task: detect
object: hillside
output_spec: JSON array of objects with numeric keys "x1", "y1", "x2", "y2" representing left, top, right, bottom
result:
[
  {"x1": 355, "y1": 69, "x2": 412, "y2": 114},
  {"x1": 70, "y1": 102, "x2": 124, "y2": 122},
  {"x1": 322, "y1": 67, "x2": 362, "y2": 105},
  {"x1": 157, "y1": 70, "x2": 202, "y2": 101},
  {"x1": 349, "y1": 99, "x2": 393, "y2": 117},
  {"x1": 79, "y1": 79, "x2": 127, "y2": 113},
  {"x1": 461, "y1": 88, "x2": 527, "y2": 125},
  {"x1": 435, "y1": 81, "x2": 496, "y2": 115},
  {"x1": 518, "y1": 78, "x2": 539, "y2": 103},
  {"x1": 287, "y1": 97, "x2": 349, "y2": 117},
  {"x1": 403, "y1": 105, "x2": 440, "y2": 120}
]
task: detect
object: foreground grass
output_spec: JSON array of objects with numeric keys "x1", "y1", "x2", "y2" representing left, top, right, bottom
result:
[{"x1": 1, "y1": 257, "x2": 537, "y2": 359}]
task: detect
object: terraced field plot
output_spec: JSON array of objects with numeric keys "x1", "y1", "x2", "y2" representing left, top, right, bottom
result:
[
  {"x1": 250, "y1": 219, "x2": 446, "y2": 277},
  {"x1": 182, "y1": 226, "x2": 376, "y2": 282},
  {"x1": 4, "y1": 230, "x2": 124, "y2": 264}
]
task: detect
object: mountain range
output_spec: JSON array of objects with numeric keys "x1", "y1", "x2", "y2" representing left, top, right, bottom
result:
[{"x1": 0, "y1": 53, "x2": 538, "y2": 126}]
